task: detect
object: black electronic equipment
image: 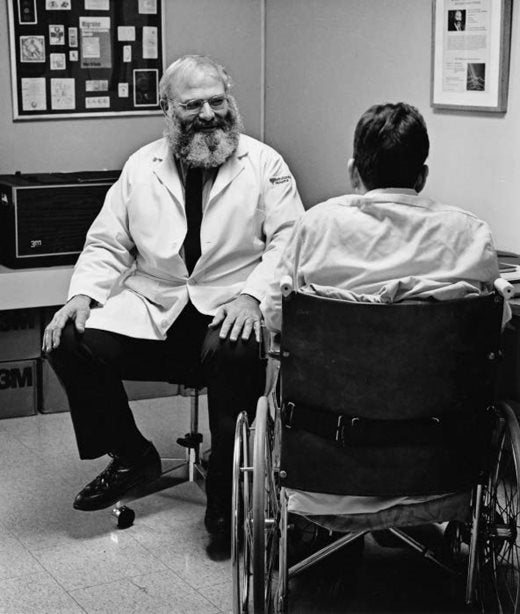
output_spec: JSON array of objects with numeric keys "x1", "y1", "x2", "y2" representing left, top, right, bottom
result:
[{"x1": 0, "y1": 170, "x2": 120, "y2": 268}]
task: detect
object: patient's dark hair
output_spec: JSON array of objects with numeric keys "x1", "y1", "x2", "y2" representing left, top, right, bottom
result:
[{"x1": 353, "y1": 102, "x2": 429, "y2": 190}]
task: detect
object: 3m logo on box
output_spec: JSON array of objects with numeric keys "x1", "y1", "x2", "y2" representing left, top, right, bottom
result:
[
  {"x1": 0, "y1": 309, "x2": 36, "y2": 332},
  {"x1": 0, "y1": 309, "x2": 40, "y2": 361},
  {"x1": 0, "y1": 360, "x2": 37, "y2": 418},
  {"x1": 0, "y1": 366, "x2": 33, "y2": 390}
]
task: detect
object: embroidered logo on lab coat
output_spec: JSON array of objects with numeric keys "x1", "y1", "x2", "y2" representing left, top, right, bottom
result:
[{"x1": 269, "y1": 175, "x2": 291, "y2": 185}]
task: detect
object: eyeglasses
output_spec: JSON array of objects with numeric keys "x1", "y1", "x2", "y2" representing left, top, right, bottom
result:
[{"x1": 174, "y1": 95, "x2": 228, "y2": 114}]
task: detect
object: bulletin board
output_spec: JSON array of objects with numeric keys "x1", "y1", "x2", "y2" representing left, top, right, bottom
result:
[{"x1": 7, "y1": 0, "x2": 164, "y2": 120}]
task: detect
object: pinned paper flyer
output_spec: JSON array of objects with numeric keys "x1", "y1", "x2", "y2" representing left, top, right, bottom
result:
[
  {"x1": 51, "y1": 77, "x2": 75, "y2": 109},
  {"x1": 80, "y1": 16, "x2": 112, "y2": 69},
  {"x1": 21, "y1": 77, "x2": 46, "y2": 110}
]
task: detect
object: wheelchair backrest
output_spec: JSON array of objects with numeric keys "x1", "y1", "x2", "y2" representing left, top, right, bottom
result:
[
  {"x1": 281, "y1": 291, "x2": 503, "y2": 420},
  {"x1": 279, "y1": 291, "x2": 504, "y2": 496}
]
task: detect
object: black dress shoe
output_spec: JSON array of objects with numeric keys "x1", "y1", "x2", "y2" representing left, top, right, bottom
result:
[
  {"x1": 73, "y1": 445, "x2": 161, "y2": 511},
  {"x1": 206, "y1": 532, "x2": 231, "y2": 561}
]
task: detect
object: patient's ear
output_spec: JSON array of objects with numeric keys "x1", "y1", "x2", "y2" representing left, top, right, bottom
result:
[
  {"x1": 414, "y1": 164, "x2": 429, "y2": 193},
  {"x1": 348, "y1": 159, "x2": 362, "y2": 193}
]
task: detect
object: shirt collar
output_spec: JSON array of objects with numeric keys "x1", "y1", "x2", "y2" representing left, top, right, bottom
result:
[{"x1": 365, "y1": 188, "x2": 419, "y2": 197}]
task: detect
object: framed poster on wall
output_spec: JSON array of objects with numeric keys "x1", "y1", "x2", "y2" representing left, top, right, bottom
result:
[
  {"x1": 7, "y1": 0, "x2": 164, "y2": 120},
  {"x1": 431, "y1": 0, "x2": 512, "y2": 112}
]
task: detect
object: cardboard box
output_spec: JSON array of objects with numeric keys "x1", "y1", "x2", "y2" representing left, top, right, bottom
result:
[
  {"x1": 0, "y1": 309, "x2": 41, "y2": 361},
  {"x1": 40, "y1": 357, "x2": 69, "y2": 413},
  {"x1": 0, "y1": 359, "x2": 37, "y2": 418}
]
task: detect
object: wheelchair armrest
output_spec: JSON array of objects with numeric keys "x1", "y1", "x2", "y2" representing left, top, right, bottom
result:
[{"x1": 495, "y1": 277, "x2": 514, "y2": 300}]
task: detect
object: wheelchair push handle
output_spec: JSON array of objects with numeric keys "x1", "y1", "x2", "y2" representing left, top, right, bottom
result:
[
  {"x1": 494, "y1": 277, "x2": 514, "y2": 300},
  {"x1": 280, "y1": 275, "x2": 294, "y2": 297}
]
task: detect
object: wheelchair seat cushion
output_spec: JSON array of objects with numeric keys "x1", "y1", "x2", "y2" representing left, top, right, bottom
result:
[{"x1": 287, "y1": 489, "x2": 470, "y2": 534}]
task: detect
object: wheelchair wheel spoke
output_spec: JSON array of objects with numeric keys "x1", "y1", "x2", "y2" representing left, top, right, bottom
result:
[
  {"x1": 232, "y1": 412, "x2": 255, "y2": 614},
  {"x1": 475, "y1": 404, "x2": 520, "y2": 614},
  {"x1": 251, "y1": 396, "x2": 282, "y2": 613}
]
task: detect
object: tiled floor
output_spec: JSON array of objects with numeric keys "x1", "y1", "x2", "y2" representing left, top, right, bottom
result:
[
  {"x1": 0, "y1": 397, "x2": 231, "y2": 614},
  {"x1": 0, "y1": 398, "x2": 469, "y2": 614}
]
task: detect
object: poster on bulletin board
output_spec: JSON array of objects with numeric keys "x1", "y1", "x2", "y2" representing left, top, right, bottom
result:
[{"x1": 7, "y1": 0, "x2": 164, "y2": 120}]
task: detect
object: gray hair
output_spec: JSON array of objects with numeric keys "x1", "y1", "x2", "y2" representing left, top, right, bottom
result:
[{"x1": 159, "y1": 55, "x2": 233, "y2": 104}]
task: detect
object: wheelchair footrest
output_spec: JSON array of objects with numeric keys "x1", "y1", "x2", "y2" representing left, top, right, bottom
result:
[{"x1": 176, "y1": 432, "x2": 203, "y2": 449}]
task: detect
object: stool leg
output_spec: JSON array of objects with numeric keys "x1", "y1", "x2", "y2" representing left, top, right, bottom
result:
[{"x1": 188, "y1": 391, "x2": 199, "y2": 481}]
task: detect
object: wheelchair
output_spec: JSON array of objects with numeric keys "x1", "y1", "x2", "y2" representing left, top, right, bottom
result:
[{"x1": 232, "y1": 278, "x2": 520, "y2": 613}]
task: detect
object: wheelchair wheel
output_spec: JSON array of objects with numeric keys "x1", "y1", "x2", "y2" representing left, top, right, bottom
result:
[
  {"x1": 232, "y1": 411, "x2": 253, "y2": 614},
  {"x1": 476, "y1": 402, "x2": 520, "y2": 613},
  {"x1": 252, "y1": 396, "x2": 281, "y2": 613}
]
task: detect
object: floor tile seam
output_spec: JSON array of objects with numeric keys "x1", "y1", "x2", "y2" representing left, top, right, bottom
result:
[
  {"x1": 26, "y1": 525, "x2": 151, "y2": 557},
  {"x1": 63, "y1": 567, "x2": 205, "y2": 602},
  {"x1": 65, "y1": 573, "x2": 153, "y2": 595},
  {"x1": 40, "y1": 555, "x2": 173, "y2": 593},
  {"x1": 0, "y1": 430, "x2": 32, "y2": 454},
  {"x1": 0, "y1": 530, "x2": 56, "y2": 578},
  {"x1": 129, "y1": 523, "x2": 208, "y2": 543},
  {"x1": 9, "y1": 438, "x2": 77, "y2": 490},
  {"x1": 0, "y1": 521, "x2": 29, "y2": 544},
  {"x1": 23, "y1": 536, "x2": 169, "y2": 592},
  {"x1": 63, "y1": 591, "x2": 89, "y2": 613},
  {"x1": 53, "y1": 566, "x2": 164, "y2": 594},
  {"x1": 127, "y1": 571, "x2": 220, "y2": 610},
  {"x1": 0, "y1": 566, "x2": 68, "y2": 589},
  {"x1": 26, "y1": 553, "x2": 110, "y2": 596},
  {"x1": 193, "y1": 579, "x2": 233, "y2": 611},
  {"x1": 0, "y1": 553, "x2": 48, "y2": 584},
  {"x1": 42, "y1": 570, "x2": 90, "y2": 613},
  {"x1": 160, "y1": 563, "x2": 232, "y2": 593}
]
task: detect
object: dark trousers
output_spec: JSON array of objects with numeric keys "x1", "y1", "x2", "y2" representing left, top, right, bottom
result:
[{"x1": 49, "y1": 302, "x2": 266, "y2": 511}]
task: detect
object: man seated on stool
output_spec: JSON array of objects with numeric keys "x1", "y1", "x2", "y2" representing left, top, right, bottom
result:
[
  {"x1": 262, "y1": 101, "x2": 508, "y2": 331},
  {"x1": 43, "y1": 54, "x2": 304, "y2": 558}
]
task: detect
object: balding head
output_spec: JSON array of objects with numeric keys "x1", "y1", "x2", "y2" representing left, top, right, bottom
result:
[{"x1": 159, "y1": 55, "x2": 232, "y2": 105}]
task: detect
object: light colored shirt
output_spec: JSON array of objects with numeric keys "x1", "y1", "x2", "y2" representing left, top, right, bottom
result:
[
  {"x1": 262, "y1": 188, "x2": 502, "y2": 331},
  {"x1": 261, "y1": 187, "x2": 505, "y2": 520}
]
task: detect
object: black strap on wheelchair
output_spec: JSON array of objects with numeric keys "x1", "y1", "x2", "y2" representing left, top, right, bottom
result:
[{"x1": 282, "y1": 401, "x2": 488, "y2": 447}]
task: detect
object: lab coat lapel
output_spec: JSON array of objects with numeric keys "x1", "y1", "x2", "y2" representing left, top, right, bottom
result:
[
  {"x1": 153, "y1": 138, "x2": 248, "y2": 207},
  {"x1": 208, "y1": 145, "x2": 246, "y2": 206},
  {"x1": 153, "y1": 152, "x2": 184, "y2": 206}
]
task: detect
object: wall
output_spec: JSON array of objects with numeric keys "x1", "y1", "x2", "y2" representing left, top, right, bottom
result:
[
  {"x1": 1, "y1": 0, "x2": 519, "y2": 252},
  {"x1": 0, "y1": 0, "x2": 262, "y2": 174},
  {"x1": 265, "y1": 0, "x2": 520, "y2": 253}
]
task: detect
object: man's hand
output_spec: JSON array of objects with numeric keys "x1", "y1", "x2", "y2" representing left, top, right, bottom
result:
[
  {"x1": 42, "y1": 294, "x2": 92, "y2": 352},
  {"x1": 209, "y1": 294, "x2": 262, "y2": 342}
]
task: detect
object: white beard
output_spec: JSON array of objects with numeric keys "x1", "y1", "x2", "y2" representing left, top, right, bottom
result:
[
  {"x1": 176, "y1": 127, "x2": 240, "y2": 168},
  {"x1": 164, "y1": 96, "x2": 242, "y2": 168}
]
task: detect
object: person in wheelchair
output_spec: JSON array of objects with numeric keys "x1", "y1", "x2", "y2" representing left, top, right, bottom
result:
[
  {"x1": 262, "y1": 101, "x2": 508, "y2": 332},
  {"x1": 253, "y1": 102, "x2": 513, "y2": 605}
]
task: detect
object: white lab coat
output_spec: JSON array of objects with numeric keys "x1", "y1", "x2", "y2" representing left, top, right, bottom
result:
[{"x1": 68, "y1": 134, "x2": 304, "y2": 339}]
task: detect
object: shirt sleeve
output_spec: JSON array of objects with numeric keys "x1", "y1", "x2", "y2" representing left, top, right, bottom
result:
[
  {"x1": 240, "y1": 150, "x2": 304, "y2": 304},
  {"x1": 67, "y1": 159, "x2": 136, "y2": 305}
]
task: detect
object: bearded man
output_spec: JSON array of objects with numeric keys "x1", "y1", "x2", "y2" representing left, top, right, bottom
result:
[{"x1": 44, "y1": 55, "x2": 304, "y2": 557}]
